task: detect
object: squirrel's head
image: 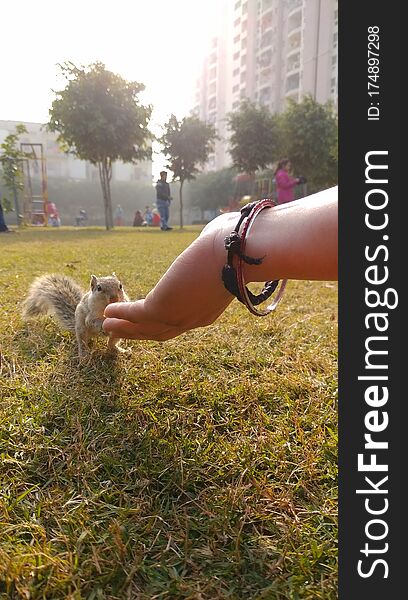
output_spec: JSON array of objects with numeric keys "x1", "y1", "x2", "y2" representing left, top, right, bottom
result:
[{"x1": 90, "y1": 273, "x2": 125, "y2": 304}]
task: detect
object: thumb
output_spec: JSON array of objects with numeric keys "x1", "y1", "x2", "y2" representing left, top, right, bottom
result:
[{"x1": 104, "y1": 299, "x2": 145, "y2": 321}]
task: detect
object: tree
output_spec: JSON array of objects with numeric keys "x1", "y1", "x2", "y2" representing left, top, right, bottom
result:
[
  {"x1": 48, "y1": 62, "x2": 152, "y2": 230},
  {"x1": 226, "y1": 99, "x2": 280, "y2": 179},
  {"x1": 159, "y1": 114, "x2": 216, "y2": 228},
  {"x1": 0, "y1": 124, "x2": 29, "y2": 227},
  {"x1": 278, "y1": 95, "x2": 338, "y2": 191},
  {"x1": 186, "y1": 167, "x2": 237, "y2": 217}
]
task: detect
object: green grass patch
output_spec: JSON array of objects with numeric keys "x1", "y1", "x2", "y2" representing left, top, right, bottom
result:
[{"x1": 0, "y1": 227, "x2": 337, "y2": 599}]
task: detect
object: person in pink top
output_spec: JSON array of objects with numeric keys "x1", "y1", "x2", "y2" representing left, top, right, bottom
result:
[{"x1": 274, "y1": 158, "x2": 301, "y2": 204}]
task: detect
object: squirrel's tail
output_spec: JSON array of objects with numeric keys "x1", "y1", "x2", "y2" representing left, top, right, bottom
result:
[{"x1": 21, "y1": 274, "x2": 84, "y2": 332}]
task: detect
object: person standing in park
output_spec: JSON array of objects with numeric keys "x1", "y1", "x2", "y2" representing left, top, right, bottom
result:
[
  {"x1": 155, "y1": 171, "x2": 173, "y2": 231},
  {"x1": 115, "y1": 204, "x2": 124, "y2": 226},
  {"x1": 274, "y1": 158, "x2": 304, "y2": 205}
]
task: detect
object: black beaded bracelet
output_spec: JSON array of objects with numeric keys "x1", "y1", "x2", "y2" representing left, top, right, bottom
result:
[{"x1": 221, "y1": 199, "x2": 288, "y2": 316}]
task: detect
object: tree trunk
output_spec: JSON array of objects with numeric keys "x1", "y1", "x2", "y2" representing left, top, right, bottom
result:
[
  {"x1": 179, "y1": 179, "x2": 184, "y2": 229},
  {"x1": 98, "y1": 159, "x2": 113, "y2": 230},
  {"x1": 12, "y1": 181, "x2": 23, "y2": 227}
]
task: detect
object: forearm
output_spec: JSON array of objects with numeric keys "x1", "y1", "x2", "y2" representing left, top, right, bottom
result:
[
  {"x1": 243, "y1": 186, "x2": 338, "y2": 282},
  {"x1": 103, "y1": 186, "x2": 337, "y2": 341}
]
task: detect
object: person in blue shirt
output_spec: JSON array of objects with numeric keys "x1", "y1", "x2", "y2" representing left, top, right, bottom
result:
[{"x1": 155, "y1": 171, "x2": 173, "y2": 231}]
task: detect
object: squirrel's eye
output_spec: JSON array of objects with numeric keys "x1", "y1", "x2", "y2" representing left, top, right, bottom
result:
[
  {"x1": 119, "y1": 283, "x2": 122, "y2": 290},
  {"x1": 97, "y1": 285, "x2": 102, "y2": 292}
]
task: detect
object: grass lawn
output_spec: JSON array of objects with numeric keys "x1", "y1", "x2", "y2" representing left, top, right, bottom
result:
[{"x1": 0, "y1": 226, "x2": 338, "y2": 600}]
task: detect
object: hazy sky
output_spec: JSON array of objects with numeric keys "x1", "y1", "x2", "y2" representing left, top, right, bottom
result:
[{"x1": 0, "y1": 0, "x2": 222, "y2": 176}]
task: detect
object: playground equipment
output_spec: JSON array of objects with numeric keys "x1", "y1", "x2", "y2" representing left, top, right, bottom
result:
[
  {"x1": 221, "y1": 172, "x2": 307, "y2": 213},
  {"x1": 20, "y1": 142, "x2": 49, "y2": 225}
]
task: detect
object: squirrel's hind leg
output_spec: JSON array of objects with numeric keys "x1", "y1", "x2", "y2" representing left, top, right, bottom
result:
[{"x1": 76, "y1": 329, "x2": 90, "y2": 358}]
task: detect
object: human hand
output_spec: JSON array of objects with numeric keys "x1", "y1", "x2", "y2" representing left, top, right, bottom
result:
[{"x1": 103, "y1": 213, "x2": 237, "y2": 341}]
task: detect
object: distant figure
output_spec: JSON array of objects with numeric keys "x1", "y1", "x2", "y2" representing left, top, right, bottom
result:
[
  {"x1": 0, "y1": 197, "x2": 10, "y2": 232},
  {"x1": 75, "y1": 208, "x2": 88, "y2": 226},
  {"x1": 152, "y1": 209, "x2": 161, "y2": 227},
  {"x1": 115, "y1": 204, "x2": 124, "y2": 226},
  {"x1": 155, "y1": 171, "x2": 173, "y2": 230},
  {"x1": 47, "y1": 202, "x2": 60, "y2": 226},
  {"x1": 144, "y1": 206, "x2": 153, "y2": 226},
  {"x1": 133, "y1": 209, "x2": 144, "y2": 227},
  {"x1": 274, "y1": 158, "x2": 303, "y2": 205}
]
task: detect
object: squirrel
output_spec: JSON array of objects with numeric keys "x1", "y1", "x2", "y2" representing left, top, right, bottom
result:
[{"x1": 21, "y1": 273, "x2": 130, "y2": 357}]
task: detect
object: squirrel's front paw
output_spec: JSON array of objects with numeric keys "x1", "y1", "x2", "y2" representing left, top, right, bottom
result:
[
  {"x1": 106, "y1": 337, "x2": 131, "y2": 355},
  {"x1": 114, "y1": 345, "x2": 131, "y2": 355}
]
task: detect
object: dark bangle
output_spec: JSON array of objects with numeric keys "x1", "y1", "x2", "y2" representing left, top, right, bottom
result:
[{"x1": 221, "y1": 199, "x2": 288, "y2": 316}]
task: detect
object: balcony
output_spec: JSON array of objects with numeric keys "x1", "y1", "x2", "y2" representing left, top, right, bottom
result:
[
  {"x1": 286, "y1": 52, "x2": 300, "y2": 74},
  {"x1": 285, "y1": 72, "x2": 300, "y2": 93},
  {"x1": 286, "y1": 0, "x2": 302, "y2": 17},
  {"x1": 258, "y1": 48, "x2": 273, "y2": 68},
  {"x1": 259, "y1": 67, "x2": 272, "y2": 86},
  {"x1": 259, "y1": 86, "x2": 272, "y2": 105},
  {"x1": 287, "y1": 30, "x2": 301, "y2": 52}
]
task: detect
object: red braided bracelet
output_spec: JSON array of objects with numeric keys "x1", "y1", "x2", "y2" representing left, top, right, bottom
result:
[
  {"x1": 236, "y1": 199, "x2": 288, "y2": 316},
  {"x1": 221, "y1": 199, "x2": 288, "y2": 316}
]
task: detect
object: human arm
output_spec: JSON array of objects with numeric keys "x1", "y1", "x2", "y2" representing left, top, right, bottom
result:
[{"x1": 102, "y1": 186, "x2": 338, "y2": 341}]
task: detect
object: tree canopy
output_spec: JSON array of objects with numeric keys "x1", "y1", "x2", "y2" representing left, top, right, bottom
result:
[
  {"x1": 48, "y1": 62, "x2": 153, "y2": 229},
  {"x1": 186, "y1": 167, "x2": 237, "y2": 216},
  {"x1": 226, "y1": 99, "x2": 280, "y2": 176},
  {"x1": 160, "y1": 114, "x2": 216, "y2": 228},
  {"x1": 278, "y1": 95, "x2": 338, "y2": 191}
]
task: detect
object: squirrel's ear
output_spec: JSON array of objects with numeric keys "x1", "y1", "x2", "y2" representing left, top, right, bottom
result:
[
  {"x1": 90, "y1": 275, "x2": 98, "y2": 290},
  {"x1": 112, "y1": 271, "x2": 116, "y2": 278}
]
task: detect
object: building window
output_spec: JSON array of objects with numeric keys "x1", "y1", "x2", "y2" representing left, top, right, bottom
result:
[
  {"x1": 287, "y1": 52, "x2": 300, "y2": 72},
  {"x1": 209, "y1": 82, "x2": 216, "y2": 94},
  {"x1": 259, "y1": 87, "x2": 271, "y2": 106},
  {"x1": 233, "y1": 67, "x2": 240, "y2": 77},
  {"x1": 234, "y1": 17, "x2": 241, "y2": 27},
  {"x1": 259, "y1": 67, "x2": 272, "y2": 86},
  {"x1": 260, "y1": 30, "x2": 273, "y2": 49},
  {"x1": 209, "y1": 67, "x2": 216, "y2": 80},
  {"x1": 208, "y1": 96, "x2": 216, "y2": 110},
  {"x1": 233, "y1": 51, "x2": 240, "y2": 61},
  {"x1": 234, "y1": 34, "x2": 241, "y2": 44},
  {"x1": 261, "y1": 0, "x2": 273, "y2": 10},
  {"x1": 286, "y1": 73, "x2": 300, "y2": 92},
  {"x1": 259, "y1": 49, "x2": 273, "y2": 67},
  {"x1": 233, "y1": 84, "x2": 239, "y2": 93},
  {"x1": 241, "y1": 37, "x2": 247, "y2": 49},
  {"x1": 261, "y1": 10, "x2": 273, "y2": 34}
]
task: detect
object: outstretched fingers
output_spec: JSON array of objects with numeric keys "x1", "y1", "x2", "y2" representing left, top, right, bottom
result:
[{"x1": 102, "y1": 317, "x2": 184, "y2": 341}]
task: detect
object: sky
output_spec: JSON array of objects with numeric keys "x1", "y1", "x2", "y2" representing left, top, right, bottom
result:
[{"x1": 0, "y1": 0, "x2": 223, "y2": 178}]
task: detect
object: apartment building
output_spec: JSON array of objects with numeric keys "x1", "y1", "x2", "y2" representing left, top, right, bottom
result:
[
  {"x1": 0, "y1": 120, "x2": 153, "y2": 184},
  {"x1": 193, "y1": 0, "x2": 233, "y2": 171},
  {"x1": 194, "y1": 0, "x2": 338, "y2": 171}
]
